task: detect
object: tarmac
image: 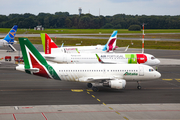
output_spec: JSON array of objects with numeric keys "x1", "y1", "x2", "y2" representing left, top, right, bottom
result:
[{"x1": 0, "y1": 46, "x2": 180, "y2": 120}]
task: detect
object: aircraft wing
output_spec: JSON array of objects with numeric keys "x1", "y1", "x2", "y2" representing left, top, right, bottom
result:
[
  {"x1": 78, "y1": 76, "x2": 123, "y2": 82},
  {"x1": 41, "y1": 53, "x2": 56, "y2": 59}
]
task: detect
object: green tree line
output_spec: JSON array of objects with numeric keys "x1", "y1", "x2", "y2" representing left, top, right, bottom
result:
[{"x1": 0, "y1": 12, "x2": 180, "y2": 29}]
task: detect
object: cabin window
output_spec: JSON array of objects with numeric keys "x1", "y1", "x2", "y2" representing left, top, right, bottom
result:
[{"x1": 151, "y1": 57, "x2": 155, "y2": 60}]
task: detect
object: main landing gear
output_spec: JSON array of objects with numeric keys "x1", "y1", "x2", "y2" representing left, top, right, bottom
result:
[
  {"x1": 137, "y1": 81, "x2": 141, "y2": 90},
  {"x1": 87, "y1": 83, "x2": 92, "y2": 88},
  {"x1": 87, "y1": 83, "x2": 99, "y2": 92},
  {"x1": 92, "y1": 87, "x2": 98, "y2": 92}
]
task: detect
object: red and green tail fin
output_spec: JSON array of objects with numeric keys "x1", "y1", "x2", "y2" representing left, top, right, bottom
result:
[
  {"x1": 19, "y1": 38, "x2": 60, "y2": 80},
  {"x1": 95, "y1": 54, "x2": 103, "y2": 63},
  {"x1": 40, "y1": 33, "x2": 58, "y2": 54}
]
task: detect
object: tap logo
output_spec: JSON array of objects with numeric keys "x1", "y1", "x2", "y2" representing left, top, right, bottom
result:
[
  {"x1": 8, "y1": 29, "x2": 16, "y2": 39},
  {"x1": 124, "y1": 72, "x2": 138, "y2": 76}
]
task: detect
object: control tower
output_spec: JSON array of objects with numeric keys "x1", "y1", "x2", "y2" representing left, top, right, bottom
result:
[{"x1": 79, "y1": 7, "x2": 82, "y2": 15}]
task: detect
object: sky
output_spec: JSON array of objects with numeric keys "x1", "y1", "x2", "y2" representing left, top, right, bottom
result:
[{"x1": 0, "y1": 0, "x2": 180, "y2": 16}]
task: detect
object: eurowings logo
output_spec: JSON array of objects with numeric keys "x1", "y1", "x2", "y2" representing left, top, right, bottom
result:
[{"x1": 124, "y1": 72, "x2": 138, "y2": 76}]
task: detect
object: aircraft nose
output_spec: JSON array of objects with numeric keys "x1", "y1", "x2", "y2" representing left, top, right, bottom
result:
[
  {"x1": 155, "y1": 71, "x2": 161, "y2": 78},
  {"x1": 156, "y1": 59, "x2": 160, "y2": 65}
]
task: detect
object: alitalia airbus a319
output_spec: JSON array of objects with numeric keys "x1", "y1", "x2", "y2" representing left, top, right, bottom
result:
[{"x1": 16, "y1": 38, "x2": 161, "y2": 91}]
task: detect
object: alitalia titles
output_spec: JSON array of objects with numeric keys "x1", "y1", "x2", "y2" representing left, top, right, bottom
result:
[{"x1": 124, "y1": 72, "x2": 138, "y2": 76}]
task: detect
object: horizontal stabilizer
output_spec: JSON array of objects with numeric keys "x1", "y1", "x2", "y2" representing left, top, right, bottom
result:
[
  {"x1": 44, "y1": 56, "x2": 56, "y2": 59},
  {"x1": 25, "y1": 68, "x2": 39, "y2": 72}
]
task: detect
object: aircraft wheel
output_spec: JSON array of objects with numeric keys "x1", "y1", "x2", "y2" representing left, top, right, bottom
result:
[
  {"x1": 87, "y1": 83, "x2": 92, "y2": 88},
  {"x1": 137, "y1": 86, "x2": 141, "y2": 90},
  {"x1": 92, "y1": 87, "x2": 98, "y2": 92}
]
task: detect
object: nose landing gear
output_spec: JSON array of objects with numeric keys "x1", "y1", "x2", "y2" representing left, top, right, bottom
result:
[{"x1": 137, "y1": 81, "x2": 141, "y2": 90}]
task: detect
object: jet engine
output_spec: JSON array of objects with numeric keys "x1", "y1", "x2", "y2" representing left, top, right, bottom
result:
[{"x1": 103, "y1": 79, "x2": 126, "y2": 89}]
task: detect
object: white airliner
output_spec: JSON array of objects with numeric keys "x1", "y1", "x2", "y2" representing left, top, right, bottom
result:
[
  {"x1": 40, "y1": 31, "x2": 121, "y2": 54},
  {"x1": 42, "y1": 52, "x2": 160, "y2": 66},
  {"x1": 16, "y1": 38, "x2": 161, "y2": 91},
  {"x1": 0, "y1": 25, "x2": 18, "y2": 51}
]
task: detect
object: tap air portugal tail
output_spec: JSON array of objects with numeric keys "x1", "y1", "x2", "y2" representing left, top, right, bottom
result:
[
  {"x1": 18, "y1": 38, "x2": 60, "y2": 80},
  {"x1": 40, "y1": 33, "x2": 58, "y2": 54},
  {"x1": 102, "y1": 30, "x2": 118, "y2": 52}
]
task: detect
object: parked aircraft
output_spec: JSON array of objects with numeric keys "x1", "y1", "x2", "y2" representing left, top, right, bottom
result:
[
  {"x1": 16, "y1": 38, "x2": 161, "y2": 91},
  {"x1": 42, "y1": 52, "x2": 160, "y2": 66},
  {"x1": 40, "y1": 31, "x2": 120, "y2": 54},
  {"x1": 0, "y1": 25, "x2": 18, "y2": 51}
]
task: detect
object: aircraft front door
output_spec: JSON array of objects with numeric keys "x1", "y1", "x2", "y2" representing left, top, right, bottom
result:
[{"x1": 139, "y1": 66, "x2": 144, "y2": 76}]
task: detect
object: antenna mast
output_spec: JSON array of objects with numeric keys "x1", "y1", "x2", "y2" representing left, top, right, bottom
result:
[{"x1": 142, "y1": 23, "x2": 145, "y2": 53}]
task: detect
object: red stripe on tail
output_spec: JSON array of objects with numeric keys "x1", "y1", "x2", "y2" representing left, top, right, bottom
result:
[{"x1": 29, "y1": 53, "x2": 50, "y2": 78}]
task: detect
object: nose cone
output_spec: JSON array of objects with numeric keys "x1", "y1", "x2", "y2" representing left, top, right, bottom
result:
[
  {"x1": 156, "y1": 59, "x2": 161, "y2": 65},
  {"x1": 154, "y1": 71, "x2": 161, "y2": 78}
]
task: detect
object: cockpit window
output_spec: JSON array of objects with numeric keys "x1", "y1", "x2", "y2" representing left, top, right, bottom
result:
[
  {"x1": 151, "y1": 56, "x2": 155, "y2": 60},
  {"x1": 149, "y1": 69, "x2": 154, "y2": 72}
]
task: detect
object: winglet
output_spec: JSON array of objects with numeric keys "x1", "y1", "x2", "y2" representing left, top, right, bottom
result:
[
  {"x1": 3, "y1": 25, "x2": 18, "y2": 44},
  {"x1": 61, "y1": 43, "x2": 64, "y2": 47},
  {"x1": 40, "y1": 33, "x2": 58, "y2": 54}
]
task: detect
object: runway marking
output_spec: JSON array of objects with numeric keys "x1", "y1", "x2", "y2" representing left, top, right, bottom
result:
[
  {"x1": 86, "y1": 89, "x2": 127, "y2": 120},
  {"x1": 116, "y1": 111, "x2": 120, "y2": 115},
  {"x1": 21, "y1": 107, "x2": 33, "y2": 109},
  {"x1": 103, "y1": 103, "x2": 106, "y2": 106},
  {"x1": 162, "y1": 79, "x2": 173, "y2": 81},
  {"x1": 92, "y1": 95, "x2": 95, "y2": 98},
  {"x1": 175, "y1": 79, "x2": 180, "y2": 82},
  {"x1": 71, "y1": 89, "x2": 83, "y2": 92},
  {"x1": 41, "y1": 113, "x2": 48, "y2": 120},
  {"x1": 13, "y1": 114, "x2": 16, "y2": 120},
  {"x1": 86, "y1": 89, "x2": 93, "y2": 92},
  {"x1": 123, "y1": 116, "x2": 129, "y2": 120},
  {"x1": 1, "y1": 109, "x2": 180, "y2": 115}
]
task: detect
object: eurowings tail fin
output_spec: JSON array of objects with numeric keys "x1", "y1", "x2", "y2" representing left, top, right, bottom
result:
[
  {"x1": 102, "y1": 30, "x2": 118, "y2": 52},
  {"x1": 40, "y1": 33, "x2": 58, "y2": 54},
  {"x1": 3, "y1": 25, "x2": 18, "y2": 44},
  {"x1": 18, "y1": 38, "x2": 60, "y2": 80}
]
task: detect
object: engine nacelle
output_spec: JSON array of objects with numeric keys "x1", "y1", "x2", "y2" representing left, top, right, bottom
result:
[{"x1": 103, "y1": 79, "x2": 126, "y2": 89}]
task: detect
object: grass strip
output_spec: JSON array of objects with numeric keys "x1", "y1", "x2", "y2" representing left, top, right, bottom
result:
[{"x1": 13, "y1": 37, "x2": 180, "y2": 50}]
